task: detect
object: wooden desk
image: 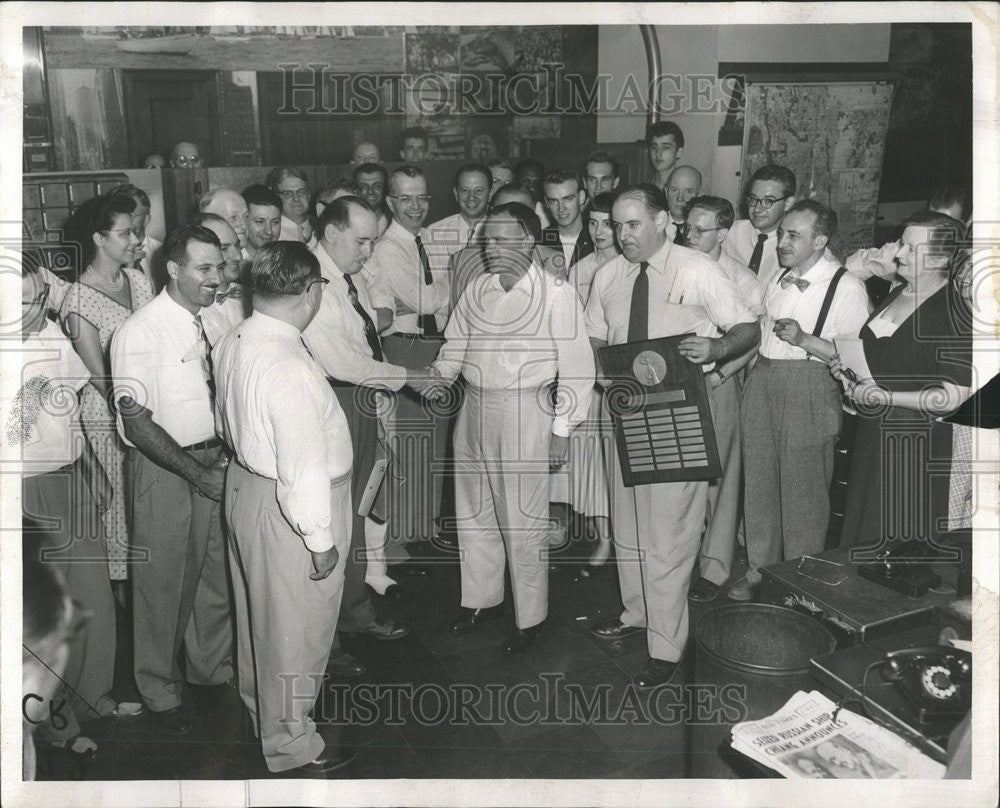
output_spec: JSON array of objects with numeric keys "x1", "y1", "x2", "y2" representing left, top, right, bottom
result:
[
  {"x1": 809, "y1": 625, "x2": 956, "y2": 763},
  {"x1": 759, "y1": 547, "x2": 956, "y2": 646}
]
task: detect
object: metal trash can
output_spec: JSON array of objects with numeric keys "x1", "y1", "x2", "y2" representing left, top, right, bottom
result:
[{"x1": 690, "y1": 603, "x2": 836, "y2": 778}]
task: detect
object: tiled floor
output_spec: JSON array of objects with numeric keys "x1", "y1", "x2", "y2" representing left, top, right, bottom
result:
[{"x1": 35, "y1": 506, "x2": 751, "y2": 781}]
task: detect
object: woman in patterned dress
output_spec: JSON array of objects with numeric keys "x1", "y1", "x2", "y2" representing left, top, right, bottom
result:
[
  {"x1": 60, "y1": 194, "x2": 154, "y2": 585},
  {"x1": 566, "y1": 193, "x2": 620, "y2": 579}
]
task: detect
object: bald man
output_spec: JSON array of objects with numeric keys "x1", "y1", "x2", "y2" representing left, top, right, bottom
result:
[
  {"x1": 351, "y1": 142, "x2": 381, "y2": 165},
  {"x1": 170, "y1": 141, "x2": 203, "y2": 169},
  {"x1": 199, "y1": 188, "x2": 249, "y2": 250},
  {"x1": 665, "y1": 166, "x2": 702, "y2": 244}
]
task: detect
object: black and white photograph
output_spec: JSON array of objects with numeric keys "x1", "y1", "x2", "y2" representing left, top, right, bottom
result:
[{"x1": 2, "y1": 3, "x2": 998, "y2": 807}]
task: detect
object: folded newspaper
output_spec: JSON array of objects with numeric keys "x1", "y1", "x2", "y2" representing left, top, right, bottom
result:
[{"x1": 731, "y1": 690, "x2": 946, "y2": 778}]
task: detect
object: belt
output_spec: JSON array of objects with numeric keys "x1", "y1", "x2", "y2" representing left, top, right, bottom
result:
[
  {"x1": 183, "y1": 438, "x2": 222, "y2": 452},
  {"x1": 385, "y1": 332, "x2": 444, "y2": 341}
]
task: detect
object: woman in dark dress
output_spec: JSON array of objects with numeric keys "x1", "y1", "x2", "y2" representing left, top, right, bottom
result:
[{"x1": 832, "y1": 212, "x2": 972, "y2": 551}]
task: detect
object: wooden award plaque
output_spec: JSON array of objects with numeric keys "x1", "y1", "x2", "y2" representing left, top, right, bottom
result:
[{"x1": 598, "y1": 334, "x2": 722, "y2": 486}]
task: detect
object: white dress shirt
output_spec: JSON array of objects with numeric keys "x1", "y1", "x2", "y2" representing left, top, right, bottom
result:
[
  {"x1": 434, "y1": 262, "x2": 596, "y2": 437},
  {"x1": 198, "y1": 284, "x2": 246, "y2": 347},
  {"x1": 279, "y1": 214, "x2": 318, "y2": 249},
  {"x1": 302, "y1": 242, "x2": 408, "y2": 390},
  {"x1": 426, "y1": 212, "x2": 482, "y2": 267},
  {"x1": 568, "y1": 252, "x2": 615, "y2": 308},
  {"x1": 213, "y1": 312, "x2": 353, "y2": 553},
  {"x1": 716, "y1": 251, "x2": 765, "y2": 319},
  {"x1": 722, "y1": 219, "x2": 782, "y2": 288},
  {"x1": 585, "y1": 239, "x2": 757, "y2": 362},
  {"x1": 367, "y1": 219, "x2": 450, "y2": 333},
  {"x1": 759, "y1": 254, "x2": 871, "y2": 361},
  {"x1": 137, "y1": 234, "x2": 162, "y2": 289},
  {"x1": 110, "y1": 289, "x2": 216, "y2": 447},
  {"x1": 3, "y1": 320, "x2": 90, "y2": 476}
]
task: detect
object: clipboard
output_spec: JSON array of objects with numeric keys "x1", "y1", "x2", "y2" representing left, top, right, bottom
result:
[
  {"x1": 833, "y1": 336, "x2": 874, "y2": 382},
  {"x1": 598, "y1": 334, "x2": 721, "y2": 486}
]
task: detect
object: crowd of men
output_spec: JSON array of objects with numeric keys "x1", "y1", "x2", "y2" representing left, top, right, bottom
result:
[{"x1": 18, "y1": 120, "x2": 974, "y2": 778}]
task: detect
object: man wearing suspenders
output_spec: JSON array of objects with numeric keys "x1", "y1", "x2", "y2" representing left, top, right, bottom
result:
[{"x1": 730, "y1": 200, "x2": 871, "y2": 602}]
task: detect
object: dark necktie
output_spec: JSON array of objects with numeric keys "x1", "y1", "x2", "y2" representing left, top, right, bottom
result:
[
  {"x1": 748, "y1": 233, "x2": 768, "y2": 276},
  {"x1": 413, "y1": 234, "x2": 440, "y2": 337},
  {"x1": 627, "y1": 262, "x2": 649, "y2": 343},
  {"x1": 344, "y1": 274, "x2": 384, "y2": 362},
  {"x1": 193, "y1": 314, "x2": 214, "y2": 395},
  {"x1": 673, "y1": 223, "x2": 686, "y2": 245}
]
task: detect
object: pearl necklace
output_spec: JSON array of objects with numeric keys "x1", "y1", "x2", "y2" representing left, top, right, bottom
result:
[{"x1": 86, "y1": 266, "x2": 125, "y2": 292}]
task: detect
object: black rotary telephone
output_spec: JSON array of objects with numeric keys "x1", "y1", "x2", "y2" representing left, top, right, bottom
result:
[{"x1": 880, "y1": 646, "x2": 971, "y2": 724}]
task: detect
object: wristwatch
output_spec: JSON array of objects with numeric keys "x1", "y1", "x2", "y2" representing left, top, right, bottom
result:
[{"x1": 711, "y1": 368, "x2": 726, "y2": 385}]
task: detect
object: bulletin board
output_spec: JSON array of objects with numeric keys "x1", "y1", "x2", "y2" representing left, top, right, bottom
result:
[{"x1": 739, "y1": 81, "x2": 894, "y2": 254}]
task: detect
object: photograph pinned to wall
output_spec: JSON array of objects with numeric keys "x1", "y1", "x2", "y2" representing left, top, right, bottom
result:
[
  {"x1": 404, "y1": 75, "x2": 466, "y2": 159},
  {"x1": 514, "y1": 115, "x2": 561, "y2": 141},
  {"x1": 459, "y1": 26, "x2": 562, "y2": 73},
  {"x1": 465, "y1": 120, "x2": 511, "y2": 161},
  {"x1": 405, "y1": 30, "x2": 459, "y2": 74}
]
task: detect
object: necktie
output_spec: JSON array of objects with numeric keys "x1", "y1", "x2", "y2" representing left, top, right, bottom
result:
[
  {"x1": 778, "y1": 273, "x2": 810, "y2": 292},
  {"x1": 413, "y1": 234, "x2": 440, "y2": 337},
  {"x1": 193, "y1": 314, "x2": 214, "y2": 394},
  {"x1": 627, "y1": 262, "x2": 649, "y2": 343},
  {"x1": 345, "y1": 274, "x2": 384, "y2": 362},
  {"x1": 215, "y1": 285, "x2": 242, "y2": 304},
  {"x1": 673, "y1": 223, "x2": 686, "y2": 245},
  {"x1": 748, "y1": 233, "x2": 768, "y2": 276}
]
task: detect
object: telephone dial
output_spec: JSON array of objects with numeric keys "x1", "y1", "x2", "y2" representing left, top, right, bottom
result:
[{"x1": 880, "y1": 646, "x2": 971, "y2": 724}]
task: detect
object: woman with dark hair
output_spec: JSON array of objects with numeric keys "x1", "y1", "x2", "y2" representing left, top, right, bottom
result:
[
  {"x1": 60, "y1": 193, "x2": 155, "y2": 584},
  {"x1": 831, "y1": 212, "x2": 973, "y2": 549}
]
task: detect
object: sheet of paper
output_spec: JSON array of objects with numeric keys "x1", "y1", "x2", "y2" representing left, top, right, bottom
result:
[{"x1": 835, "y1": 336, "x2": 874, "y2": 382}]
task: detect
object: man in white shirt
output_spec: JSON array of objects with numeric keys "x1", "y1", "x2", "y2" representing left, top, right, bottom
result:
[
  {"x1": 353, "y1": 163, "x2": 392, "y2": 238},
  {"x1": 540, "y1": 169, "x2": 594, "y2": 274},
  {"x1": 267, "y1": 166, "x2": 318, "y2": 248},
  {"x1": 192, "y1": 213, "x2": 247, "y2": 347},
  {"x1": 304, "y1": 197, "x2": 435, "y2": 647},
  {"x1": 682, "y1": 195, "x2": 763, "y2": 603},
  {"x1": 199, "y1": 188, "x2": 249, "y2": 251},
  {"x1": 731, "y1": 200, "x2": 870, "y2": 602},
  {"x1": 646, "y1": 120, "x2": 685, "y2": 191},
  {"x1": 426, "y1": 163, "x2": 492, "y2": 264},
  {"x1": 110, "y1": 225, "x2": 234, "y2": 736},
  {"x1": 367, "y1": 166, "x2": 451, "y2": 547},
  {"x1": 111, "y1": 184, "x2": 163, "y2": 290},
  {"x1": 586, "y1": 185, "x2": 759, "y2": 687},
  {"x1": 241, "y1": 184, "x2": 282, "y2": 261},
  {"x1": 664, "y1": 166, "x2": 701, "y2": 244},
  {"x1": 213, "y1": 241, "x2": 355, "y2": 777},
  {"x1": 722, "y1": 164, "x2": 797, "y2": 286},
  {"x1": 433, "y1": 202, "x2": 595, "y2": 654},
  {"x1": 583, "y1": 151, "x2": 620, "y2": 204}
]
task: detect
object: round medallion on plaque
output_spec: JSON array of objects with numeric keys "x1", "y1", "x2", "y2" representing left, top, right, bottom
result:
[{"x1": 632, "y1": 350, "x2": 666, "y2": 386}]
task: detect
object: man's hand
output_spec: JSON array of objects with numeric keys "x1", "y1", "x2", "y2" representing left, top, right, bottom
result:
[
  {"x1": 549, "y1": 434, "x2": 569, "y2": 469},
  {"x1": 773, "y1": 318, "x2": 805, "y2": 347},
  {"x1": 310, "y1": 546, "x2": 340, "y2": 581},
  {"x1": 678, "y1": 336, "x2": 722, "y2": 364},
  {"x1": 407, "y1": 367, "x2": 449, "y2": 400},
  {"x1": 193, "y1": 465, "x2": 225, "y2": 501}
]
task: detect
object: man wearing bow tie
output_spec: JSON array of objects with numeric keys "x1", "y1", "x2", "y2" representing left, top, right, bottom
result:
[
  {"x1": 193, "y1": 213, "x2": 247, "y2": 347},
  {"x1": 731, "y1": 200, "x2": 870, "y2": 602}
]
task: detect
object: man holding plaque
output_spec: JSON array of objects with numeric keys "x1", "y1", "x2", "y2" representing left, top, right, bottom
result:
[{"x1": 584, "y1": 185, "x2": 759, "y2": 688}]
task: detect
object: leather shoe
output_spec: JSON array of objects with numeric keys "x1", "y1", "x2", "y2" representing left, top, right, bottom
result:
[
  {"x1": 504, "y1": 622, "x2": 543, "y2": 654},
  {"x1": 152, "y1": 705, "x2": 193, "y2": 736},
  {"x1": 347, "y1": 618, "x2": 410, "y2": 641},
  {"x1": 688, "y1": 578, "x2": 721, "y2": 603},
  {"x1": 390, "y1": 563, "x2": 431, "y2": 578},
  {"x1": 328, "y1": 650, "x2": 367, "y2": 678},
  {"x1": 727, "y1": 572, "x2": 760, "y2": 602},
  {"x1": 450, "y1": 604, "x2": 504, "y2": 634},
  {"x1": 632, "y1": 658, "x2": 681, "y2": 688},
  {"x1": 289, "y1": 748, "x2": 356, "y2": 777},
  {"x1": 590, "y1": 617, "x2": 644, "y2": 640}
]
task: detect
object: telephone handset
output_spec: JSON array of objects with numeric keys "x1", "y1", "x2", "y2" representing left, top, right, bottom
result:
[{"x1": 880, "y1": 646, "x2": 971, "y2": 724}]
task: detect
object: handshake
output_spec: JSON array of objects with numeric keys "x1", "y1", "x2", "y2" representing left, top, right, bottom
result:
[{"x1": 406, "y1": 366, "x2": 451, "y2": 401}]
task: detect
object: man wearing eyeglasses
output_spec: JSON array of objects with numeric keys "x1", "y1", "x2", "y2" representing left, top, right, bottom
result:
[
  {"x1": 682, "y1": 195, "x2": 763, "y2": 603},
  {"x1": 169, "y1": 141, "x2": 203, "y2": 169},
  {"x1": 267, "y1": 167, "x2": 317, "y2": 248},
  {"x1": 367, "y1": 166, "x2": 451, "y2": 553},
  {"x1": 723, "y1": 164, "x2": 798, "y2": 287}
]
